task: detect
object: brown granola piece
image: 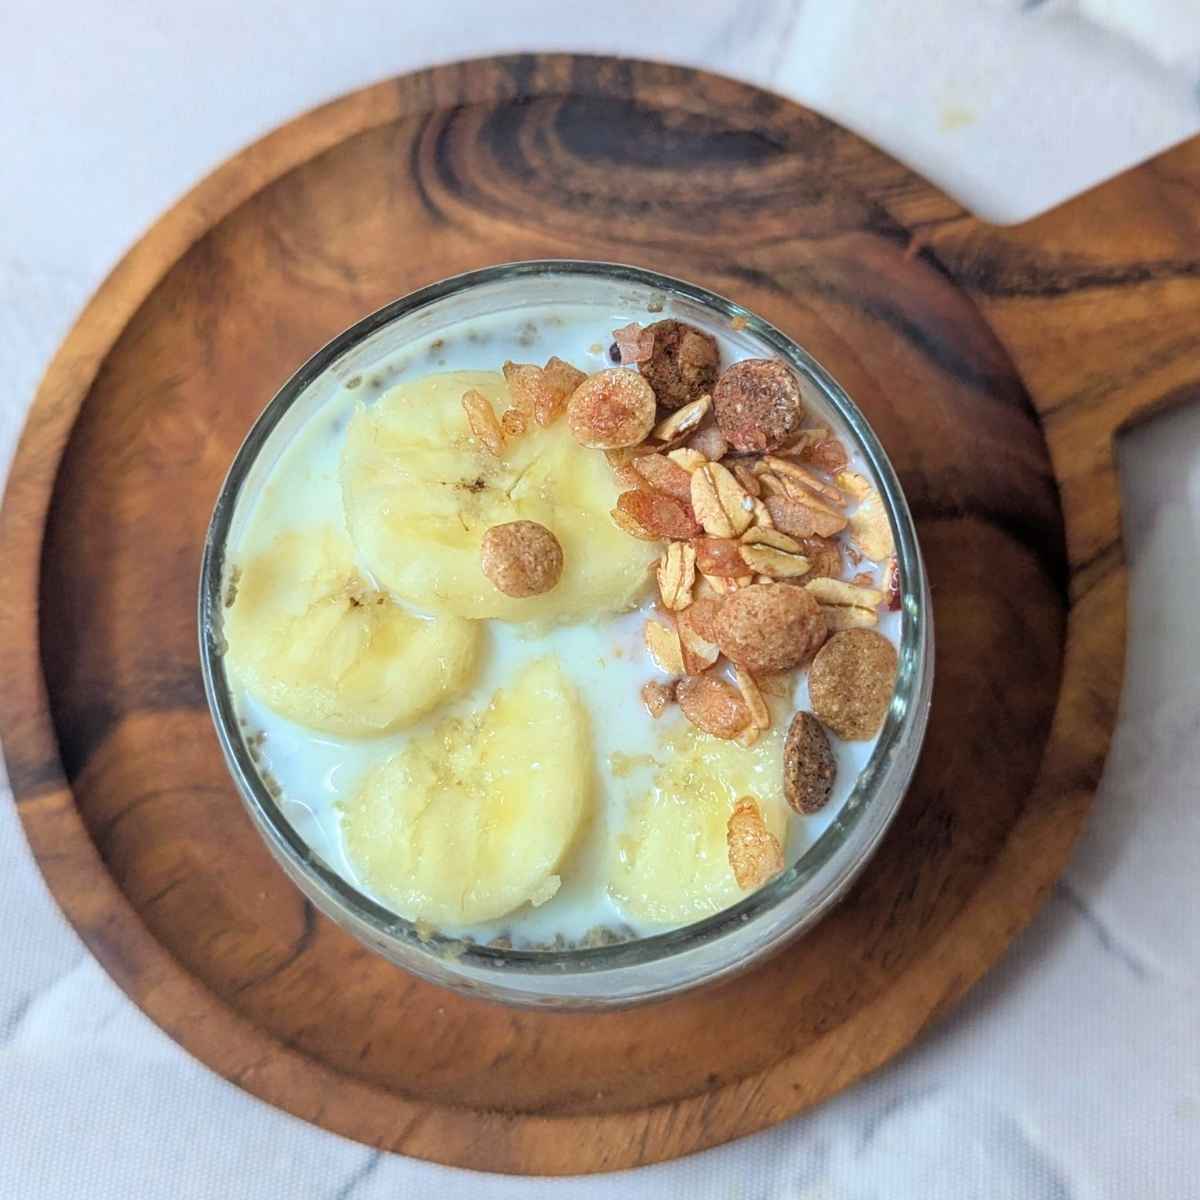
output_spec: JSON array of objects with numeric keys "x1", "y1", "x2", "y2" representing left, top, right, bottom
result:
[
  {"x1": 640, "y1": 319, "x2": 720, "y2": 409},
  {"x1": 727, "y1": 797, "x2": 784, "y2": 889},
  {"x1": 807, "y1": 438, "x2": 849, "y2": 473},
  {"x1": 741, "y1": 527, "x2": 803, "y2": 551},
  {"x1": 714, "y1": 583, "x2": 827, "y2": 674},
  {"x1": 610, "y1": 461, "x2": 646, "y2": 490},
  {"x1": 615, "y1": 489, "x2": 701, "y2": 540},
  {"x1": 462, "y1": 389, "x2": 505, "y2": 456},
  {"x1": 818, "y1": 605, "x2": 879, "y2": 632},
  {"x1": 690, "y1": 462, "x2": 754, "y2": 538},
  {"x1": 640, "y1": 679, "x2": 674, "y2": 718},
  {"x1": 502, "y1": 361, "x2": 541, "y2": 413},
  {"x1": 884, "y1": 557, "x2": 901, "y2": 610},
  {"x1": 480, "y1": 521, "x2": 564, "y2": 597},
  {"x1": 656, "y1": 542, "x2": 697, "y2": 611},
  {"x1": 676, "y1": 675, "x2": 751, "y2": 740},
  {"x1": 502, "y1": 359, "x2": 579, "y2": 427},
  {"x1": 612, "y1": 322, "x2": 655, "y2": 365},
  {"x1": 739, "y1": 527, "x2": 811, "y2": 578},
  {"x1": 783, "y1": 712, "x2": 837, "y2": 814},
  {"x1": 797, "y1": 536, "x2": 842, "y2": 580},
  {"x1": 713, "y1": 359, "x2": 806, "y2": 452},
  {"x1": 693, "y1": 536, "x2": 750, "y2": 578},
  {"x1": 733, "y1": 667, "x2": 771, "y2": 730},
  {"x1": 678, "y1": 594, "x2": 722, "y2": 644},
  {"x1": 567, "y1": 368, "x2": 657, "y2": 449},
  {"x1": 631, "y1": 453, "x2": 694, "y2": 504},
  {"x1": 644, "y1": 619, "x2": 686, "y2": 675},
  {"x1": 541, "y1": 356, "x2": 586, "y2": 423},
  {"x1": 790, "y1": 428, "x2": 849, "y2": 473},
  {"x1": 703, "y1": 572, "x2": 753, "y2": 595},
  {"x1": 610, "y1": 506, "x2": 661, "y2": 541},
  {"x1": 605, "y1": 443, "x2": 659, "y2": 490},
  {"x1": 804, "y1": 577, "x2": 885, "y2": 609},
  {"x1": 848, "y1": 487, "x2": 895, "y2": 561},
  {"x1": 738, "y1": 542, "x2": 810, "y2": 579},
  {"x1": 677, "y1": 601, "x2": 721, "y2": 674},
  {"x1": 808, "y1": 628, "x2": 898, "y2": 740},
  {"x1": 761, "y1": 456, "x2": 845, "y2": 506},
  {"x1": 764, "y1": 494, "x2": 848, "y2": 539}
]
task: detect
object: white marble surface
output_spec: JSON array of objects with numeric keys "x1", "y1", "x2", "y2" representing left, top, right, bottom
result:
[{"x1": 3, "y1": 2, "x2": 1199, "y2": 1196}]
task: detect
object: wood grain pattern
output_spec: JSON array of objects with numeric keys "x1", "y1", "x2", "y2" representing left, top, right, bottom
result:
[{"x1": 0, "y1": 55, "x2": 1194, "y2": 1174}]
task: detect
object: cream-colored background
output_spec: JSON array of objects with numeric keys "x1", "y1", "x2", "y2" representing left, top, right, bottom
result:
[{"x1": 3, "y1": 2, "x2": 1199, "y2": 1195}]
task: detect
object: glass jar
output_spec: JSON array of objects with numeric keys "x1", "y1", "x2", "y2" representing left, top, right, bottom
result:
[{"x1": 199, "y1": 261, "x2": 933, "y2": 1009}]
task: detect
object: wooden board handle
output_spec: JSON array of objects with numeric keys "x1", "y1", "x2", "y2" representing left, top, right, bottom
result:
[
  {"x1": 923, "y1": 135, "x2": 1200, "y2": 593},
  {"x1": 932, "y1": 136, "x2": 1200, "y2": 438}
]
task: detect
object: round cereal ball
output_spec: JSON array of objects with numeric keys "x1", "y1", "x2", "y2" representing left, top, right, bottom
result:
[
  {"x1": 713, "y1": 583, "x2": 827, "y2": 674},
  {"x1": 809, "y1": 628, "x2": 898, "y2": 741},
  {"x1": 566, "y1": 368, "x2": 657, "y2": 448},
  {"x1": 783, "y1": 712, "x2": 837, "y2": 814},
  {"x1": 640, "y1": 320, "x2": 720, "y2": 409},
  {"x1": 712, "y1": 359, "x2": 806, "y2": 452},
  {"x1": 480, "y1": 521, "x2": 564, "y2": 598}
]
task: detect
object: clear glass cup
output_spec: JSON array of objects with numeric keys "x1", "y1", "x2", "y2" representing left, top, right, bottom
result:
[{"x1": 199, "y1": 261, "x2": 933, "y2": 1009}]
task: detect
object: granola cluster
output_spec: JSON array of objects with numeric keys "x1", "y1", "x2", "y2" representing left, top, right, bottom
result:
[
  {"x1": 466, "y1": 317, "x2": 902, "y2": 898},
  {"x1": 599, "y1": 319, "x2": 901, "y2": 891}
]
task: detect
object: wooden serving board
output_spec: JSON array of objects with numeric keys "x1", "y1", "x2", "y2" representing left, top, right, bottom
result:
[{"x1": 2, "y1": 56, "x2": 1198, "y2": 1175}]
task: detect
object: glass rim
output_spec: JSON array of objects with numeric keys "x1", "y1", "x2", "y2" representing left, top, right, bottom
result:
[{"x1": 199, "y1": 258, "x2": 932, "y2": 982}]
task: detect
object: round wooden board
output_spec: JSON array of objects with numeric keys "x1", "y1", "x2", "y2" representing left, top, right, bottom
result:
[{"x1": 6, "y1": 55, "x2": 1196, "y2": 1175}]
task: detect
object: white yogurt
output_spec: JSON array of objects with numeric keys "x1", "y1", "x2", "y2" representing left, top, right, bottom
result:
[{"x1": 228, "y1": 302, "x2": 900, "y2": 946}]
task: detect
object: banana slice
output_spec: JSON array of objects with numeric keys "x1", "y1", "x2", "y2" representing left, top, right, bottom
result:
[
  {"x1": 340, "y1": 657, "x2": 592, "y2": 926},
  {"x1": 610, "y1": 719, "x2": 790, "y2": 925},
  {"x1": 224, "y1": 527, "x2": 480, "y2": 737},
  {"x1": 341, "y1": 370, "x2": 658, "y2": 621}
]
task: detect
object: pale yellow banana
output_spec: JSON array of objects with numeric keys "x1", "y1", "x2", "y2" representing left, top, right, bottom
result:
[
  {"x1": 341, "y1": 370, "x2": 657, "y2": 622},
  {"x1": 340, "y1": 657, "x2": 593, "y2": 925},
  {"x1": 610, "y1": 720, "x2": 790, "y2": 924},
  {"x1": 224, "y1": 527, "x2": 480, "y2": 737}
]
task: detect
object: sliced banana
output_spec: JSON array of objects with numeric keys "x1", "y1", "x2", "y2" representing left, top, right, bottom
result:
[
  {"x1": 609, "y1": 719, "x2": 790, "y2": 925},
  {"x1": 340, "y1": 370, "x2": 658, "y2": 621},
  {"x1": 224, "y1": 526, "x2": 480, "y2": 737},
  {"x1": 340, "y1": 657, "x2": 593, "y2": 925}
]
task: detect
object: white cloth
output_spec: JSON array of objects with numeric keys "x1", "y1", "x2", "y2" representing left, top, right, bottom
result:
[{"x1": 3, "y1": 2, "x2": 1199, "y2": 1196}]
